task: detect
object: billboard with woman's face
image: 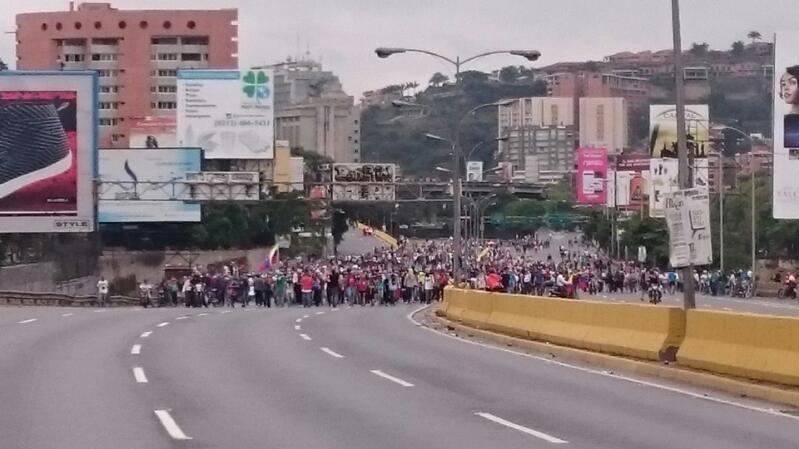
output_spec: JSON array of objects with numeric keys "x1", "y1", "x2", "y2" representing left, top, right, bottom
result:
[{"x1": 774, "y1": 32, "x2": 799, "y2": 218}]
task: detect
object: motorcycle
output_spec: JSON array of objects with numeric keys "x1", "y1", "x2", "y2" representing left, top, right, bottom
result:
[
  {"x1": 647, "y1": 284, "x2": 662, "y2": 304},
  {"x1": 549, "y1": 284, "x2": 576, "y2": 299},
  {"x1": 778, "y1": 281, "x2": 797, "y2": 300}
]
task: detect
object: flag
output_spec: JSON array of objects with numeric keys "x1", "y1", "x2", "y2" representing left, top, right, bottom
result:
[{"x1": 261, "y1": 244, "x2": 280, "y2": 271}]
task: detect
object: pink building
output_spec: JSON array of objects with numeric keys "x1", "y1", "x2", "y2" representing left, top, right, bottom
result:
[{"x1": 15, "y1": 2, "x2": 238, "y2": 147}]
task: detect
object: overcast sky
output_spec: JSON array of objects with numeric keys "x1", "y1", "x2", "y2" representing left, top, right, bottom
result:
[{"x1": 0, "y1": 1, "x2": 793, "y2": 97}]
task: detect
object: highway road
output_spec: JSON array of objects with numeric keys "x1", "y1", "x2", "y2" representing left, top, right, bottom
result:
[{"x1": 2, "y1": 303, "x2": 798, "y2": 448}]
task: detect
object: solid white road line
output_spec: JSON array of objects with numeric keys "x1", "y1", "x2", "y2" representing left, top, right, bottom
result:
[
  {"x1": 475, "y1": 412, "x2": 568, "y2": 444},
  {"x1": 154, "y1": 410, "x2": 193, "y2": 440},
  {"x1": 407, "y1": 305, "x2": 799, "y2": 422},
  {"x1": 295, "y1": 318, "x2": 303, "y2": 323},
  {"x1": 157, "y1": 322, "x2": 170, "y2": 328},
  {"x1": 61, "y1": 313, "x2": 74, "y2": 317},
  {"x1": 299, "y1": 333, "x2": 312, "y2": 341},
  {"x1": 175, "y1": 316, "x2": 188, "y2": 320},
  {"x1": 140, "y1": 331, "x2": 153, "y2": 338},
  {"x1": 131, "y1": 344, "x2": 142, "y2": 355},
  {"x1": 370, "y1": 369, "x2": 414, "y2": 387},
  {"x1": 17, "y1": 318, "x2": 37, "y2": 324},
  {"x1": 294, "y1": 325, "x2": 301, "y2": 330},
  {"x1": 320, "y1": 347, "x2": 344, "y2": 359},
  {"x1": 315, "y1": 311, "x2": 325, "y2": 315},
  {"x1": 132, "y1": 367, "x2": 148, "y2": 383}
]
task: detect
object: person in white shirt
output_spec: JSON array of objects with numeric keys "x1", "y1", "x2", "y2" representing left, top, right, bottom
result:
[{"x1": 97, "y1": 277, "x2": 109, "y2": 307}]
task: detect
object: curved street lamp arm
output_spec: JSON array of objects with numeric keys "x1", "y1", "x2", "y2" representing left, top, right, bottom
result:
[
  {"x1": 392, "y1": 48, "x2": 458, "y2": 67},
  {"x1": 460, "y1": 50, "x2": 529, "y2": 65}
]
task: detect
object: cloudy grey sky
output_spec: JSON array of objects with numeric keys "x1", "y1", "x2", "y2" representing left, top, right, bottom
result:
[{"x1": 0, "y1": 1, "x2": 793, "y2": 97}]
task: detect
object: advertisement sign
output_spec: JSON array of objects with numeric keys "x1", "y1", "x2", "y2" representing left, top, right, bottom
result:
[
  {"x1": 98, "y1": 148, "x2": 201, "y2": 222},
  {"x1": 331, "y1": 163, "x2": 396, "y2": 201},
  {"x1": 129, "y1": 116, "x2": 177, "y2": 148},
  {"x1": 466, "y1": 161, "x2": 484, "y2": 182},
  {"x1": 177, "y1": 69, "x2": 274, "y2": 159},
  {"x1": 649, "y1": 105, "x2": 710, "y2": 158},
  {"x1": 774, "y1": 31, "x2": 799, "y2": 218},
  {"x1": 0, "y1": 71, "x2": 96, "y2": 233},
  {"x1": 576, "y1": 147, "x2": 608, "y2": 205},
  {"x1": 290, "y1": 157, "x2": 304, "y2": 191},
  {"x1": 665, "y1": 188, "x2": 713, "y2": 267},
  {"x1": 649, "y1": 158, "x2": 708, "y2": 217},
  {"x1": 608, "y1": 155, "x2": 650, "y2": 208},
  {"x1": 184, "y1": 171, "x2": 260, "y2": 201}
]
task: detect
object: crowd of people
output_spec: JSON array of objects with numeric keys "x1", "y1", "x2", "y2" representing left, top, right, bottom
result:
[{"x1": 106, "y1": 230, "x2": 764, "y2": 308}]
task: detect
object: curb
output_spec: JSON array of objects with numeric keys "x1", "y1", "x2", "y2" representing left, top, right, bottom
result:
[{"x1": 430, "y1": 308, "x2": 799, "y2": 409}]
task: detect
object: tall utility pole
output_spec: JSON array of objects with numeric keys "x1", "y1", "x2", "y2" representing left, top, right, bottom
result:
[{"x1": 671, "y1": 0, "x2": 696, "y2": 309}]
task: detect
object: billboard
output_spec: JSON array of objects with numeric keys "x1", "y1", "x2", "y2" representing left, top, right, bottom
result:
[
  {"x1": 177, "y1": 69, "x2": 274, "y2": 159},
  {"x1": 576, "y1": 147, "x2": 608, "y2": 205},
  {"x1": 649, "y1": 157, "x2": 708, "y2": 217},
  {"x1": 649, "y1": 105, "x2": 710, "y2": 158},
  {"x1": 665, "y1": 188, "x2": 712, "y2": 267},
  {"x1": 607, "y1": 155, "x2": 650, "y2": 208},
  {"x1": 774, "y1": 31, "x2": 799, "y2": 218},
  {"x1": 129, "y1": 116, "x2": 177, "y2": 148},
  {"x1": 331, "y1": 163, "x2": 396, "y2": 201},
  {"x1": 0, "y1": 71, "x2": 96, "y2": 233},
  {"x1": 98, "y1": 148, "x2": 201, "y2": 222},
  {"x1": 466, "y1": 161, "x2": 483, "y2": 182},
  {"x1": 290, "y1": 156, "x2": 304, "y2": 191},
  {"x1": 184, "y1": 171, "x2": 259, "y2": 201}
]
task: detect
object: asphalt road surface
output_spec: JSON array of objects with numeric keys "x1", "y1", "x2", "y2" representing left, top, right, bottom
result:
[{"x1": 2, "y1": 303, "x2": 799, "y2": 449}]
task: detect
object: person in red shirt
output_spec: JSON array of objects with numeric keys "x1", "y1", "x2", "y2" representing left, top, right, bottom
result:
[
  {"x1": 435, "y1": 271, "x2": 449, "y2": 301},
  {"x1": 300, "y1": 271, "x2": 314, "y2": 308}
]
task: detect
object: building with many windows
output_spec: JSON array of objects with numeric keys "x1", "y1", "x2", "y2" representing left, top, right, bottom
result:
[{"x1": 15, "y1": 2, "x2": 238, "y2": 147}]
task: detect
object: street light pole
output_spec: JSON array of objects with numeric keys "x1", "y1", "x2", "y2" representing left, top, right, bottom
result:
[
  {"x1": 672, "y1": 0, "x2": 696, "y2": 309},
  {"x1": 376, "y1": 47, "x2": 541, "y2": 284}
]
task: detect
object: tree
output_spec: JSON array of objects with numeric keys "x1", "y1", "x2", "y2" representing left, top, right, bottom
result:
[
  {"x1": 689, "y1": 42, "x2": 710, "y2": 57},
  {"x1": 747, "y1": 31, "x2": 762, "y2": 45},
  {"x1": 499, "y1": 66, "x2": 520, "y2": 83},
  {"x1": 731, "y1": 40, "x2": 745, "y2": 56},
  {"x1": 456, "y1": 70, "x2": 490, "y2": 85},
  {"x1": 429, "y1": 72, "x2": 448, "y2": 87},
  {"x1": 0, "y1": 59, "x2": 7, "y2": 71}
]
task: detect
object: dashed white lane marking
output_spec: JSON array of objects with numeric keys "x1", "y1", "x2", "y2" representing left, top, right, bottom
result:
[
  {"x1": 157, "y1": 322, "x2": 170, "y2": 328},
  {"x1": 131, "y1": 344, "x2": 142, "y2": 355},
  {"x1": 315, "y1": 311, "x2": 325, "y2": 315},
  {"x1": 406, "y1": 305, "x2": 799, "y2": 422},
  {"x1": 61, "y1": 313, "x2": 74, "y2": 317},
  {"x1": 475, "y1": 412, "x2": 568, "y2": 444},
  {"x1": 140, "y1": 331, "x2": 153, "y2": 338},
  {"x1": 294, "y1": 325, "x2": 301, "y2": 330},
  {"x1": 299, "y1": 333, "x2": 312, "y2": 341},
  {"x1": 295, "y1": 318, "x2": 303, "y2": 323},
  {"x1": 154, "y1": 409, "x2": 193, "y2": 440},
  {"x1": 370, "y1": 369, "x2": 414, "y2": 387},
  {"x1": 197, "y1": 313, "x2": 209, "y2": 317},
  {"x1": 221, "y1": 310, "x2": 232, "y2": 314},
  {"x1": 320, "y1": 347, "x2": 344, "y2": 359},
  {"x1": 175, "y1": 316, "x2": 188, "y2": 320},
  {"x1": 93, "y1": 309, "x2": 107, "y2": 313},
  {"x1": 331, "y1": 308, "x2": 340, "y2": 312},
  {"x1": 132, "y1": 367, "x2": 148, "y2": 383},
  {"x1": 17, "y1": 318, "x2": 37, "y2": 324},
  {"x1": 303, "y1": 314, "x2": 310, "y2": 319}
]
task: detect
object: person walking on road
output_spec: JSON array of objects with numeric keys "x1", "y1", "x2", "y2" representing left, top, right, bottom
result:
[
  {"x1": 300, "y1": 270, "x2": 314, "y2": 308},
  {"x1": 97, "y1": 276, "x2": 109, "y2": 307}
]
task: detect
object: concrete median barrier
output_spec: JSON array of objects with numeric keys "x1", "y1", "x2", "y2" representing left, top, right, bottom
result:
[
  {"x1": 677, "y1": 310, "x2": 799, "y2": 386},
  {"x1": 442, "y1": 288, "x2": 685, "y2": 361}
]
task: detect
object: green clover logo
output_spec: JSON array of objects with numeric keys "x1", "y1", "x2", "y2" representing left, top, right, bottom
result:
[{"x1": 242, "y1": 70, "x2": 270, "y2": 103}]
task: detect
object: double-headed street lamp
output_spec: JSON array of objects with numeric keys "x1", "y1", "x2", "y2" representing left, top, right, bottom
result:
[{"x1": 375, "y1": 47, "x2": 541, "y2": 283}]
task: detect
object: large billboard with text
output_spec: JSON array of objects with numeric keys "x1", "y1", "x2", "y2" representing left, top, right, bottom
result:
[
  {"x1": 576, "y1": 147, "x2": 607, "y2": 205},
  {"x1": 774, "y1": 31, "x2": 799, "y2": 218},
  {"x1": 649, "y1": 105, "x2": 710, "y2": 158},
  {"x1": 607, "y1": 155, "x2": 650, "y2": 209},
  {"x1": 0, "y1": 71, "x2": 96, "y2": 233},
  {"x1": 177, "y1": 69, "x2": 274, "y2": 159},
  {"x1": 331, "y1": 163, "x2": 396, "y2": 201},
  {"x1": 129, "y1": 116, "x2": 177, "y2": 148},
  {"x1": 98, "y1": 148, "x2": 201, "y2": 222}
]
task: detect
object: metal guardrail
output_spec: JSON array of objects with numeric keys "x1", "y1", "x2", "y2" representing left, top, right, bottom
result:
[{"x1": 0, "y1": 291, "x2": 139, "y2": 307}]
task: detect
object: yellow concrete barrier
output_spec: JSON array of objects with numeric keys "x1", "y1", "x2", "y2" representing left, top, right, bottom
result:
[
  {"x1": 677, "y1": 310, "x2": 799, "y2": 386},
  {"x1": 354, "y1": 222, "x2": 399, "y2": 249},
  {"x1": 443, "y1": 288, "x2": 685, "y2": 361}
]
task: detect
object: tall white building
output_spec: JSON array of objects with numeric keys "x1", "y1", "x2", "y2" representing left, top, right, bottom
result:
[
  {"x1": 271, "y1": 59, "x2": 361, "y2": 162},
  {"x1": 578, "y1": 97, "x2": 627, "y2": 154}
]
